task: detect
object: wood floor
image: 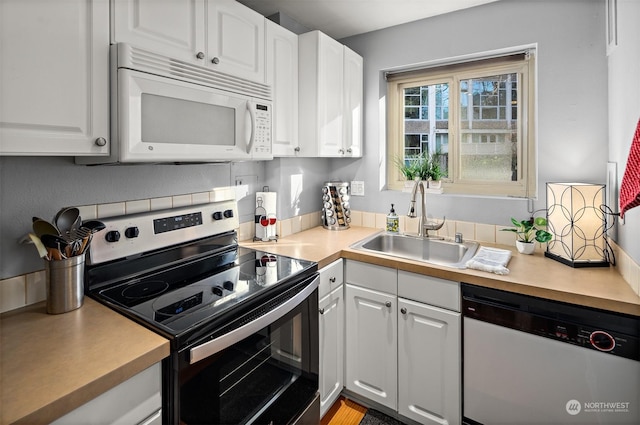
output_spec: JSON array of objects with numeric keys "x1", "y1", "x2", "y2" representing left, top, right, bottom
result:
[{"x1": 320, "y1": 397, "x2": 367, "y2": 425}]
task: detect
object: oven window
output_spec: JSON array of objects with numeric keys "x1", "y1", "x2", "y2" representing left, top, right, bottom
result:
[
  {"x1": 179, "y1": 306, "x2": 317, "y2": 424},
  {"x1": 141, "y1": 93, "x2": 235, "y2": 146}
]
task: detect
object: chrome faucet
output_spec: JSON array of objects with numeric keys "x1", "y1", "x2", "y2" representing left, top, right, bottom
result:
[
  {"x1": 407, "y1": 180, "x2": 445, "y2": 238},
  {"x1": 407, "y1": 180, "x2": 428, "y2": 237}
]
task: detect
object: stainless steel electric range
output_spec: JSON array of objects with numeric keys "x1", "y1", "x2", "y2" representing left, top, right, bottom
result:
[{"x1": 85, "y1": 199, "x2": 320, "y2": 425}]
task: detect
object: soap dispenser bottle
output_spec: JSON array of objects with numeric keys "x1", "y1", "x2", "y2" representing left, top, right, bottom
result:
[{"x1": 386, "y1": 204, "x2": 399, "y2": 233}]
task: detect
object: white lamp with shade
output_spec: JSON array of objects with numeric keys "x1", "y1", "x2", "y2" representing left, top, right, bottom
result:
[{"x1": 545, "y1": 182, "x2": 609, "y2": 268}]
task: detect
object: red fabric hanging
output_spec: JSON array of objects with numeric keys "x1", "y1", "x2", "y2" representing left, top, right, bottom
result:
[{"x1": 620, "y1": 117, "x2": 640, "y2": 218}]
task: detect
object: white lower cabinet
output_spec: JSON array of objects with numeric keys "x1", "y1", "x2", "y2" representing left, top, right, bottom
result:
[
  {"x1": 345, "y1": 260, "x2": 461, "y2": 425},
  {"x1": 318, "y1": 259, "x2": 345, "y2": 418},
  {"x1": 51, "y1": 362, "x2": 161, "y2": 425},
  {"x1": 398, "y1": 298, "x2": 460, "y2": 425},
  {"x1": 345, "y1": 283, "x2": 397, "y2": 410}
]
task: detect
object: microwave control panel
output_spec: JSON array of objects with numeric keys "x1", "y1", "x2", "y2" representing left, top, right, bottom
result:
[{"x1": 252, "y1": 103, "x2": 272, "y2": 159}]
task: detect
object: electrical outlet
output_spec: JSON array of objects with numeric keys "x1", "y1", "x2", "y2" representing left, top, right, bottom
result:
[{"x1": 351, "y1": 181, "x2": 365, "y2": 196}]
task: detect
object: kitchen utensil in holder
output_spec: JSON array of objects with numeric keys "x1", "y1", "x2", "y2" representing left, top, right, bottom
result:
[
  {"x1": 45, "y1": 254, "x2": 84, "y2": 314},
  {"x1": 322, "y1": 181, "x2": 351, "y2": 230}
]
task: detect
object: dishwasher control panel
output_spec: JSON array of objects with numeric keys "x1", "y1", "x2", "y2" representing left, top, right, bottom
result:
[{"x1": 462, "y1": 283, "x2": 639, "y2": 361}]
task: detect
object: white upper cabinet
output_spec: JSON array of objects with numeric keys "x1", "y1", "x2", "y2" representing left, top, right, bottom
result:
[
  {"x1": 298, "y1": 30, "x2": 363, "y2": 157},
  {"x1": 343, "y1": 46, "x2": 363, "y2": 157},
  {"x1": 0, "y1": 0, "x2": 109, "y2": 156},
  {"x1": 112, "y1": 0, "x2": 266, "y2": 84},
  {"x1": 208, "y1": 0, "x2": 265, "y2": 83},
  {"x1": 266, "y1": 20, "x2": 299, "y2": 156},
  {"x1": 111, "y1": 0, "x2": 206, "y2": 64}
]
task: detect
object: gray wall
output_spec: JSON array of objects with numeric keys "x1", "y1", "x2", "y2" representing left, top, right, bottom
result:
[
  {"x1": 0, "y1": 157, "x2": 267, "y2": 279},
  {"x1": 338, "y1": 0, "x2": 609, "y2": 228},
  {"x1": 608, "y1": 0, "x2": 640, "y2": 264}
]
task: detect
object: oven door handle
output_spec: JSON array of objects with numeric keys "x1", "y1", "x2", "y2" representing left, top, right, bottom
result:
[{"x1": 189, "y1": 275, "x2": 319, "y2": 364}]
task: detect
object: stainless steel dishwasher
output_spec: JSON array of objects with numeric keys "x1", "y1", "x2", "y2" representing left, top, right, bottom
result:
[{"x1": 462, "y1": 283, "x2": 639, "y2": 425}]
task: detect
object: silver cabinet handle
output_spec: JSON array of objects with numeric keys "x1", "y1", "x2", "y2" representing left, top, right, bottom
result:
[
  {"x1": 338, "y1": 148, "x2": 345, "y2": 154},
  {"x1": 94, "y1": 137, "x2": 107, "y2": 147},
  {"x1": 385, "y1": 301, "x2": 392, "y2": 308},
  {"x1": 294, "y1": 146, "x2": 300, "y2": 152},
  {"x1": 196, "y1": 51, "x2": 205, "y2": 59},
  {"x1": 319, "y1": 308, "x2": 325, "y2": 315},
  {"x1": 329, "y1": 277, "x2": 336, "y2": 283},
  {"x1": 211, "y1": 57, "x2": 220, "y2": 64},
  {"x1": 347, "y1": 148, "x2": 352, "y2": 154},
  {"x1": 401, "y1": 308, "x2": 407, "y2": 314}
]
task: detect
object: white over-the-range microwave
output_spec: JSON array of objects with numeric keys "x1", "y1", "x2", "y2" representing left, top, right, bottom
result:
[{"x1": 77, "y1": 43, "x2": 272, "y2": 164}]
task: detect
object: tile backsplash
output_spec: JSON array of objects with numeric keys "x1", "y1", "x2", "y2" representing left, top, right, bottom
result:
[{"x1": 2, "y1": 193, "x2": 639, "y2": 313}]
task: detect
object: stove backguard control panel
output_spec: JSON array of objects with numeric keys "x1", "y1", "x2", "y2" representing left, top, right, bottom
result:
[{"x1": 87, "y1": 200, "x2": 239, "y2": 266}]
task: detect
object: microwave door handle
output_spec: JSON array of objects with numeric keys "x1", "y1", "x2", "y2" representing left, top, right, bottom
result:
[{"x1": 245, "y1": 101, "x2": 255, "y2": 154}]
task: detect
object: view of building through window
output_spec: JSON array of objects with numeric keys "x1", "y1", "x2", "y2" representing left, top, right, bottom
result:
[{"x1": 402, "y1": 73, "x2": 518, "y2": 182}]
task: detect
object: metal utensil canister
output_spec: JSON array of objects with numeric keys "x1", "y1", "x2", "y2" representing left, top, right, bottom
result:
[
  {"x1": 45, "y1": 254, "x2": 85, "y2": 314},
  {"x1": 322, "y1": 181, "x2": 351, "y2": 230}
]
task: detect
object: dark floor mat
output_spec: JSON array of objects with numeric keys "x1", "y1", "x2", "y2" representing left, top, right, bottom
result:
[{"x1": 358, "y1": 409, "x2": 407, "y2": 425}]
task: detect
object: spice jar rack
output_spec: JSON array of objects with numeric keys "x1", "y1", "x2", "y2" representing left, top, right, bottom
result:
[{"x1": 322, "y1": 181, "x2": 351, "y2": 230}]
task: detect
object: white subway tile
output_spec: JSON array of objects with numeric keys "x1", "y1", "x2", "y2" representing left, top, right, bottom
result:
[
  {"x1": 26, "y1": 270, "x2": 46, "y2": 305},
  {"x1": 362, "y1": 212, "x2": 376, "y2": 228},
  {"x1": 455, "y1": 221, "x2": 476, "y2": 240},
  {"x1": 172, "y1": 194, "x2": 192, "y2": 208},
  {"x1": 97, "y1": 202, "x2": 126, "y2": 219},
  {"x1": 191, "y1": 192, "x2": 210, "y2": 205},
  {"x1": 125, "y1": 199, "x2": 151, "y2": 215},
  {"x1": 77, "y1": 205, "x2": 97, "y2": 221},
  {"x1": 349, "y1": 211, "x2": 363, "y2": 227},
  {"x1": 280, "y1": 219, "x2": 292, "y2": 238},
  {"x1": 1, "y1": 276, "x2": 26, "y2": 313},
  {"x1": 375, "y1": 213, "x2": 387, "y2": 229},
  {"x1": 476, "y1": 224, "x2": 496, "y2": 243},
  {"x1": 150, "y1": 197, "x2": 173, "y2": 210}
]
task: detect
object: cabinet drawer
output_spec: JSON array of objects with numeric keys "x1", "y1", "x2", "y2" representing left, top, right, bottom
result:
[
  {"x1": 346, "y1": 260, "x2": 397, "y2": 295},
  {"x1": 398, "y1": 271, "x2": 460, "y2": 312},
  {"x1": 319, "y1": 259, "x2": 344, "y2": 298}
]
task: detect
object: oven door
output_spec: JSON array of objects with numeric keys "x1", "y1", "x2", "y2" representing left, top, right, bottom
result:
[{"x1": 167, "y1": 274, "x2": 319, "y2": 425}]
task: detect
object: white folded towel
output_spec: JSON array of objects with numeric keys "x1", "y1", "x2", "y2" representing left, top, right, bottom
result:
[{"x1": 466, "y1": 246, "x2": 512, "y2": 275}]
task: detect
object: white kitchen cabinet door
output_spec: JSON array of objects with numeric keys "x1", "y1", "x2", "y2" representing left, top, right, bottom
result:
[
  {"x1": 319, "y1": 285, "x2": 344, "y2": 418},
  {"x1": 345, "y1": 284, "x2": 397, "y2": 411},
  {"x1": 398, "y1": 298, "x2": 461, "y2": 425},
  {"x1": 343, "y1": 46, "x2": 363, "y2": 157},
  {"x1": 111, "y1": 0, "x2": 206, "y2": 64},
  {"x1": 266, "y1": 20, "x2": 299, "y2": 157},
  {"x1": 207, "y1": 0, "x2": 265, "y2": 83},
  {"x1": 298, "y1": 30, "x2": 363, "y2": 157},
  {"x1": 0, "y1": 0, "x2": 109, "y2": 156}
]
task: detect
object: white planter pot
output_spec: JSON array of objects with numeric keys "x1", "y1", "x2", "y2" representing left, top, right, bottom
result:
[
  {"x1": 516, "y1": 240, "x2": 536, "y2": 255},
  {"x1": 429, "y1": 179, "x2": 442, "y2": 189}
]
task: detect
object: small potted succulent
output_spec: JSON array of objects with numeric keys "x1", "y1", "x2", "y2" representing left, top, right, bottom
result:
[{"x1": 501, "y1": 217, "x2": 553, "y2": 254}]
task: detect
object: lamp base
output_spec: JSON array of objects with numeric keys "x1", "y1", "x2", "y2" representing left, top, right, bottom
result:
[{"x1": 544, "y1": 251, "x2": 609, "y2": 268}]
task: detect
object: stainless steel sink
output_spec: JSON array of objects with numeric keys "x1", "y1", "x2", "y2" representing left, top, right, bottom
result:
[{"x1": 350, "y1": 232, "x2": 479, "y2": 269}]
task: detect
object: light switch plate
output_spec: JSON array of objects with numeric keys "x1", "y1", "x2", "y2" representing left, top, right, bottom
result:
[{"x1": 351, "y1": 181, "x2": 365, "y2": 196}]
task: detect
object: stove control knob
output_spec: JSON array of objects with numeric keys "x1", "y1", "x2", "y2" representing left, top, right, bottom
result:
[
  {"x1": 212, "y1": 211, "x2": 223, "y2": 220},
  {"x1": 125, "y1": 227, "x2": 139, "y2": 239},
  {"x1": 105, "y1": 230, "x2": 121, "y2": 243},
  {"x1": 223, "y1": 209, "x2": 234, "y2": 218}
]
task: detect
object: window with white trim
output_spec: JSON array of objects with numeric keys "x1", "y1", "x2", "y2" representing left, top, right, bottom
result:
[{"x1": 386, "y1": 52, "x2": 536, "y2": 197}]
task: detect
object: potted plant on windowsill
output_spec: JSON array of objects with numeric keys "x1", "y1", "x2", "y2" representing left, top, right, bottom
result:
[
  {"x1": 501, "y1": 217, "x2": 553, "y2": 254},
  {"x1": 427, "y1": 152, "x2": 444, "y2": 189},
  {"x1": 394, "y1": 154, "x2": 423, "y2": 190}
]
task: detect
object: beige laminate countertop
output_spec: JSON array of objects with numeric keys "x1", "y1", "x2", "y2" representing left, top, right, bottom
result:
[
  {"x1": 0, "y1": 298, "x2": 170, "y2": 425},
  {"x1": 242, "y1": 226, "x2": 640, "y2": 317}
]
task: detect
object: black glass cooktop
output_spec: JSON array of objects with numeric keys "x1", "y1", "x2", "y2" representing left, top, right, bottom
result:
[{"x1": 90, "y1": 245, "x2": 316, "y2": 339}]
